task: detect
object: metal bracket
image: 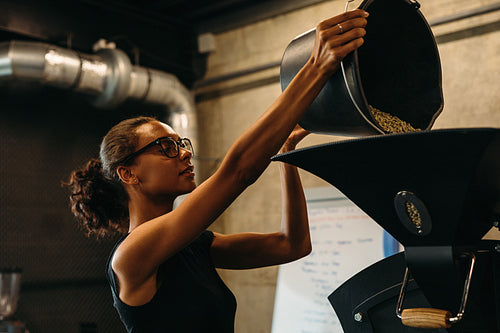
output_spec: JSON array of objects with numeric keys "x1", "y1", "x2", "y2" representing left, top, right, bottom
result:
[{"x1": 396, "y1": 252, "x2": 476, "y2": 328}]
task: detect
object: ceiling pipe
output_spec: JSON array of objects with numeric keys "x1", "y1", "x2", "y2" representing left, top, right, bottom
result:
[{"x1": 0, "y1": 39, "x2": 198, "y2": 166}]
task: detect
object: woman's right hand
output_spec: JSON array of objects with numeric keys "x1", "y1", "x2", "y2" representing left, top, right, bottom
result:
[{"x1": 309, "y1": 9, "x2": 369, "y2": 76}]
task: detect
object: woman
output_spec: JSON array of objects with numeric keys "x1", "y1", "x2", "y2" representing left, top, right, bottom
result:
[{"x1": 65, "y1": 9, "x2": 368, "y2": 333}]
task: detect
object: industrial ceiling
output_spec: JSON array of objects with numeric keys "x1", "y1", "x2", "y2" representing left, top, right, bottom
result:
[{"x1": 0, "y1": 0, "x2": 329, "y2": 87}]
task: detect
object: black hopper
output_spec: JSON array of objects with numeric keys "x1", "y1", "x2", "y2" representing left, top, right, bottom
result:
[{"x1": 272, "y1": 128, "x2": 500, "y2": 332}]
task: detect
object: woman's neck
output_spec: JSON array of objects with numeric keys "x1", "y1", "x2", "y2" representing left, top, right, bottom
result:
[{"x1": 127, "y1": 196, "x2": 174, "y2": 232}]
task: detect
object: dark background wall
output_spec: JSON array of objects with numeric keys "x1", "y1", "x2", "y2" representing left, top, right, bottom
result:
[
  {"x1": 0, "y1": 0, "x2": 198, "y2": 330},
  {"x1": 0, "y1": 83, "x2": 168, "y2": 332}
]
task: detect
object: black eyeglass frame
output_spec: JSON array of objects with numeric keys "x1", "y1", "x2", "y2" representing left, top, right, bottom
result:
[{"x1": 120, "y1": 136, "x2": 193, "y2": 165}]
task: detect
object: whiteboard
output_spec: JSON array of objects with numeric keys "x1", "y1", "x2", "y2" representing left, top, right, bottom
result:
[{"x1": 271, "y1": 186, "x2": 400, "y2": 333}]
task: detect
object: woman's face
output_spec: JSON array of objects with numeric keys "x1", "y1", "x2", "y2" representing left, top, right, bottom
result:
[{"x1": 131, "y1": 121, "x2": 196, "y2": 202}]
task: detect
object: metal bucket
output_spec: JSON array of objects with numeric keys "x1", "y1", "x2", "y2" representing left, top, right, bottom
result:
[
  {"x1": 0, "y1": 269, "x2": 22, "y2": 320},
  {"x1": 280, "y1": 0, "x2": 443, "y2": 136}
]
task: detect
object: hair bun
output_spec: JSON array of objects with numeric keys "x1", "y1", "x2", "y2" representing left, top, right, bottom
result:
[
  {"x1": 64, "y1": 158, "x2": 127, "y2": 238},
  {"x1": 85, "y1": 158, "x2": 103, "y2": 175}
]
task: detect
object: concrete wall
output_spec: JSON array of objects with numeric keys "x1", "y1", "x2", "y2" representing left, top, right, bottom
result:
[{"x1": 194, "y1": 0, "x2": 500, "y2": 332}]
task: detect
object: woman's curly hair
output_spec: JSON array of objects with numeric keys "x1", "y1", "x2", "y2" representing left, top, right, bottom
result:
[{"x1": 64, "y1": 116, "x2": 157, "y2": 238}]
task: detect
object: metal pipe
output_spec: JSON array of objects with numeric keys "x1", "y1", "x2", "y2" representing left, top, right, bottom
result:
[{"x1": 0, "y1": 40, "x2": 198, "y2": 167}]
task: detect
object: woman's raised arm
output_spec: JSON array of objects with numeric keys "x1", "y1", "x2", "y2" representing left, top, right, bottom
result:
[{"x1": 112, "y1": 9, "x2": 368, "y2": 303}]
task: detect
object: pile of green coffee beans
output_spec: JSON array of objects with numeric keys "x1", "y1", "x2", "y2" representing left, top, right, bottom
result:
[{"x1": 369, "y1": 105, "x2": 420, "y2": 134}]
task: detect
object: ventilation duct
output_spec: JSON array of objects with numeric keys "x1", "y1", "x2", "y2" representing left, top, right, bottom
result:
[{"x1": 0, "y1": 40, "x2": 197, "y2": 158}]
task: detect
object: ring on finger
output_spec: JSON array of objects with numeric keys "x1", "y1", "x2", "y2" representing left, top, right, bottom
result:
[{"x1": 338, "y1": 24, "x2": 344, "y2": 33}]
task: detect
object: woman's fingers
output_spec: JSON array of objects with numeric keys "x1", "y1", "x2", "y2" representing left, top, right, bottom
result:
[
  {"x1": 318, "y1": 9, "x2": 369, "y2": 29},
  {"x1": 317, "y1": 15, "x2": 368, "y2": 44},
  {"x1": 336, "y1": 17, "x2": 369, "y2": 35},
  {"x1": 309, "y1": 9, "x2": 369, "y2": 74},
  {"x1": 318, "y1": 24, "x2": 367, "y2": 48},
  {"x1": 336, "y1": 34, "x2": 365, "y2": 59}
]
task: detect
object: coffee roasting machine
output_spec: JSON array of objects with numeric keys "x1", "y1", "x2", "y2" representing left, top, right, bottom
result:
[
  {"x1": 273, "y1": 129, "x2": 500, "y2": 332},
  {"x1": 276, "y1": 0, "x2": 500, "y2": 332}
]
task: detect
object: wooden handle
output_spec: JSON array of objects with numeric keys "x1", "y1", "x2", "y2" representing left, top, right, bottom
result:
[{"x1": 401, "y1": 308, "x2": 452, "y2": 329}]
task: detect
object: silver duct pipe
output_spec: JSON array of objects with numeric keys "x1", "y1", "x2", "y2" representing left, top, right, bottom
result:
[{"x1": 0, "y1": 40, "x2": 198, "y2": 161}]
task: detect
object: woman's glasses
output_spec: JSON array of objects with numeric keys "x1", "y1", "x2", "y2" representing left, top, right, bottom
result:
[{"x1": 120, "y1": 137, "x2": 193, "y2": 164}]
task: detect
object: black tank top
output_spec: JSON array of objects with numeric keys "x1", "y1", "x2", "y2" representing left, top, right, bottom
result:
[{"x1": 106, "y1": 231, "x2": 237, "y2": 333}]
